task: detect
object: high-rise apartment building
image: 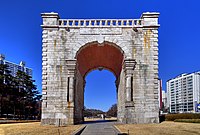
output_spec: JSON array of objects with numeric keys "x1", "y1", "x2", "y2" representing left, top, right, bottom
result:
[
  {"x1": 0, "y1": 54, "x2": 32, "y2": 77},
  {"x1": 167, "y1": 72, "x2": 200, "y2": 113}
]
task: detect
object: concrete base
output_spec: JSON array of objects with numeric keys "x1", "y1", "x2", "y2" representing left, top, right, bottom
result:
[{"x1": 41, "y1": 118, "x2": 74, "y2": 126}]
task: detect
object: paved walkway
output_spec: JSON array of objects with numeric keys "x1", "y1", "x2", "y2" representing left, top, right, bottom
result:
[{"x1": 80, "y1": 120, "x2": 120, "y2": 135}]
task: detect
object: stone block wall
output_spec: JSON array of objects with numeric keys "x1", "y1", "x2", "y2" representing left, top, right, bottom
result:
[{"x1": 41, "y1": 12, "x2": 160, "y2": 125}]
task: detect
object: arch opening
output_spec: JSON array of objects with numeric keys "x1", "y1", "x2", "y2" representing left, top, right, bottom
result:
[
  {"x1": 74, "y1": 42, "x2": 124, "y2": 123},
  {"x1": 84, "y1": 69, "x2": 117, "y2": 119}
]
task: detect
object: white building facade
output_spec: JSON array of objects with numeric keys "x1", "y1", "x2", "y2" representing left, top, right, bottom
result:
[
  {"x1": 162, "y1": 90, "x2": 168, "y2": 112},
  {"x1": 167, "y1": 72, "x2": 200, "y2": 113},
  {"x1": 0, "y1": 54, "x2": 32, "y2": 77}
]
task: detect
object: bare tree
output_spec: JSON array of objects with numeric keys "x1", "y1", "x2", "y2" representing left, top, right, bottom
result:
[{"x1": 106, "y1": 104, "x2": 117, "y2": 117}]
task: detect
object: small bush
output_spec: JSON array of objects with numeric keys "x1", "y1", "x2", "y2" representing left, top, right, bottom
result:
[
  {"x1": 159, "y1": 115, "x2": 165, "y2": 123},
  {"x1": 174, "y1": 119, "x2": 200, "y2": 123},
  {"x1": 165, "y1": 113, "x2": 200, "y2": 121}
]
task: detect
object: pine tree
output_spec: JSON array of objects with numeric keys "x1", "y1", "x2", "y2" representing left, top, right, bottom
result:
[
  {"x1": 15, "y1": 70, "x2": 40, "y2": 119},
  {"x1": 0, "y1": 63, "x2": 14, "y2": 117},
  {"x1": 0, "y1": 63, "x2": 41, "y2": 119}
]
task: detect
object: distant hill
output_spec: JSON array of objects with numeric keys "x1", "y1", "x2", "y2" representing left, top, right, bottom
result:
[
  {"x1": 83, "y1": 107, "x2": 104, "y2": 117},
  {"x1": 84, "y1": 104, "x2": 117, "y2": 117}
]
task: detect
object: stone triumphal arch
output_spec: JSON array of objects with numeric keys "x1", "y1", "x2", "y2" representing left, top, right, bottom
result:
[{"x1": 41, "y1": 12, "x2": 160, "y2": 126}]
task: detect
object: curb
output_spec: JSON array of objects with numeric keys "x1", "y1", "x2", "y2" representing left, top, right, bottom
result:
[
  {"x1": 113, "y1": 125, "x2": 121, "y2": 135},
  {"x1": 71, "y1": 125, "x2": 87, "y2": 135},
  {"x1": 113, "y1": 125, "x2": 128, "y2": 135}
]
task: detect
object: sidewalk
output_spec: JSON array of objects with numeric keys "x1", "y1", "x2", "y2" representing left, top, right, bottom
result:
[{"x1": 80, "y1": 120, "x2": 120, "y2": 135}]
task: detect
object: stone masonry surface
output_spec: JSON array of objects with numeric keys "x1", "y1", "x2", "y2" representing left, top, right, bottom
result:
[{"x1": 41, "y1": 12, "x2": 160, "y2": 125}]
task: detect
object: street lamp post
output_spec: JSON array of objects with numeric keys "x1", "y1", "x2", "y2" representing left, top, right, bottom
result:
[{"x1": 23, "y1": 97, "x2": 26, "y2": 119}]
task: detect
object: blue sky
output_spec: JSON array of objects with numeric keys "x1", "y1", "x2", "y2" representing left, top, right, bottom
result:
[{"x1": 0, "y1": 0, "x2": 199, "y2": 111}]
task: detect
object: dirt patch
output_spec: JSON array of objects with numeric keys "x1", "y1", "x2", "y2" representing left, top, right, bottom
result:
[
  {"x1": 0, "y1": 122, "x2": 81, "y2": 135},
  {"x1": 115, "y1": 121, "x2": 200, "y2": 135}
]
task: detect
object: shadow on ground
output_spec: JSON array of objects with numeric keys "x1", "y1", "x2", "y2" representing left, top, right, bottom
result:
[{"x1": 83, "y1": 119, "x2": 117, "y2": 124}]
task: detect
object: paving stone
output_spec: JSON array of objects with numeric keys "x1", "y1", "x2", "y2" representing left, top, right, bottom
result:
[{"x1": 81, "y1": 120, "x2": 120, "y2": 135}]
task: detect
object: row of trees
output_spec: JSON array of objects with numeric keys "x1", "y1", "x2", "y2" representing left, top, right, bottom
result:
[
  {"x1": 83, "y1": 103, "x2": 117, "y2": 118},
  {"x1": 83, "y1": 107, "x2": 104, "y2": 117},
  {"x1": 0, "y1": 63, "x2": 41, "y2": 120}
]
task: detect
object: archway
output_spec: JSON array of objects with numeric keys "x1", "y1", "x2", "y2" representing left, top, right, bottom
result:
[
  {"x1": 74, "y1": 42, "x2": 124, "y2": 123},
  {"x1": 41, "y1": 12, "x2": 160, "y2": 126}
]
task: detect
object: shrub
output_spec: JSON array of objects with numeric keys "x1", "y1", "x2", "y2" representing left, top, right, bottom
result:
[
  {"x1": 159, "y1": 114, "x2": 165, "y2": 123},
  {"x1": 165, "y1": 113, "x2": 200, "y2": 121},
  {"x1": 174, "y1": 119, "x2": 200, "y2": 123}
]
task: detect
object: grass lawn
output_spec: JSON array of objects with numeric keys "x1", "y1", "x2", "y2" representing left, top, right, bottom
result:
[
  {"x1": 115, "y1": 121, "x2": 200, "y2": 135},
  {"x1": 0, "y1": 122, "x2": 82, "y2": 135}
]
